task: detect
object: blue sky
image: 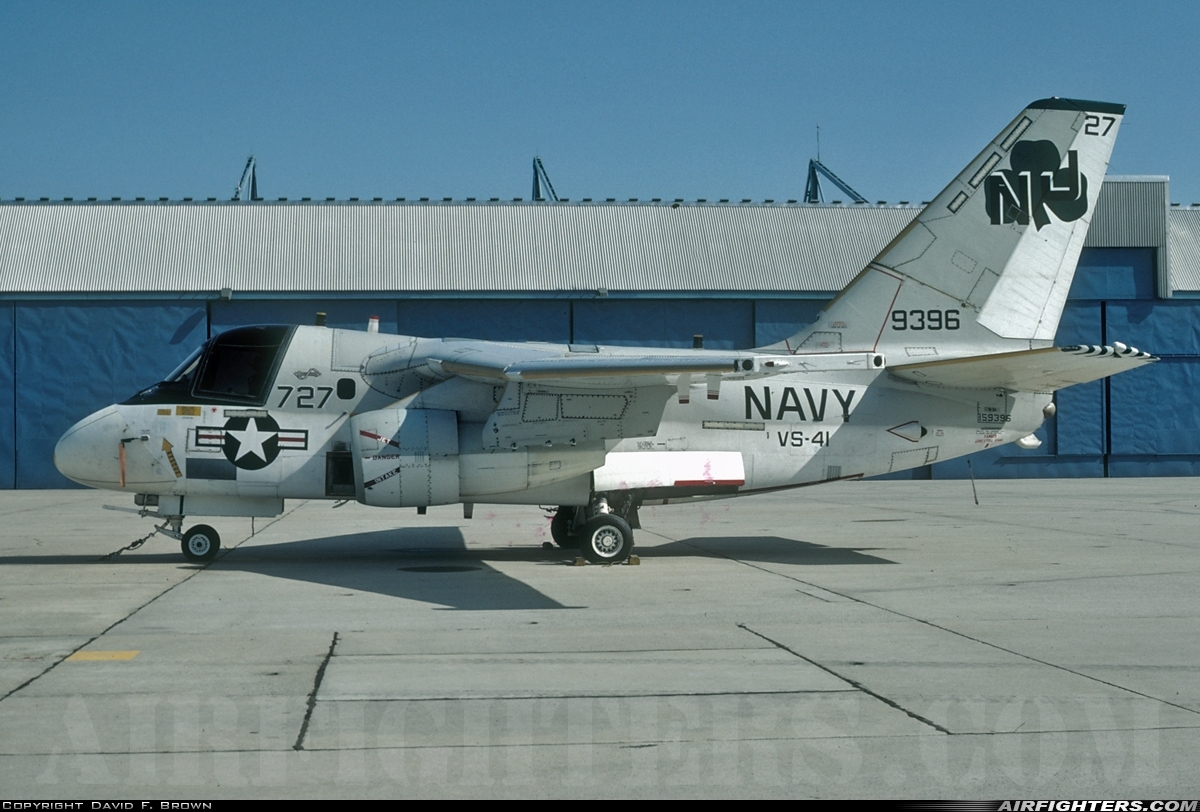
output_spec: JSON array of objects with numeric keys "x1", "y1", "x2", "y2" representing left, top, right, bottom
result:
[{"x1": 2, "y1": 1, "x2": 1198, "y2": 205}]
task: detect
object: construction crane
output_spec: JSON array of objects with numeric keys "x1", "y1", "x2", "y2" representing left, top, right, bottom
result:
[
  {"x1": 232, "y1": 156, "x2": 259, "y2": 201},
  {"x1": 803, "y1": 159, "x2": 866, "y2": 204},
  {"x1": 532, "y1": 156, "x2": 559, "y2": 202}
]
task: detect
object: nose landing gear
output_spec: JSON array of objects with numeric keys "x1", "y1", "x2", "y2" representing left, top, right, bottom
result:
[
  {"x1": 100, "y1": 503, "x2": 224, "y2": 564},
  {"x1": 161, "y1": 516, "x2": 221, "y2": 563},
  {"x1": 181, "y1": 524, "x2": 221, "y2": 563}
]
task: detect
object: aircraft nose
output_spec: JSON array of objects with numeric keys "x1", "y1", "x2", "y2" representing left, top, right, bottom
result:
[{"x1": 54, "y1": 406, "x2": 126, "y2": 488}]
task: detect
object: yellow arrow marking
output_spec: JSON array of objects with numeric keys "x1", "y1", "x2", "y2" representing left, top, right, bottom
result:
[{"x1": 162, "y1": 438, "x2": 182, "y2": 478}]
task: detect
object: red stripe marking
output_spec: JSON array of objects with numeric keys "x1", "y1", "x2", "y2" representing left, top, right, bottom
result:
[
  {"x1": 672, "y1": 479, "x2": 744, "y2": 487},
  {"x1": 359, "y1": 429, "x2": 401, "y2": 448}
]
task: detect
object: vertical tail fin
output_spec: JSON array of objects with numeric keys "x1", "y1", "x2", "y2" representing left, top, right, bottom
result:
[{"x1": 774, "y1": 98, "x2": 1124, "y2": 360}]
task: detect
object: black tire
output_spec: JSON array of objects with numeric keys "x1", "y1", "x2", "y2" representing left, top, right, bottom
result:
[
  {"x1": 181, "y1": 524, "x2": 220, "y2": 563},
  {"x1": 580, "y1": 514, "x2": 633, "y2": 564},
  {"x1": 550, "y1": 507, "x2": 581, "y2": 548}
]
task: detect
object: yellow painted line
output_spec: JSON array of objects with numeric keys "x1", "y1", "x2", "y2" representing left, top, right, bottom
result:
[{"x1": 67, "y1": 650, "x2": 140, "y2": 661}]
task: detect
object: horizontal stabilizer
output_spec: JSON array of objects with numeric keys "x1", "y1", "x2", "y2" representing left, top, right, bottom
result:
[{"x1": 889, "y1": 344, "x2": 1156, "y2": 392}]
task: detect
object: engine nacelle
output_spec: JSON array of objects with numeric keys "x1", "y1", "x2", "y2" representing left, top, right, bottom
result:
[{"x1": 349, "y1": 408, "x2": 460, "y2": 507}]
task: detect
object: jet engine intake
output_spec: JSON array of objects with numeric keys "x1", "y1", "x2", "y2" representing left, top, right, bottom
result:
[{"x1": 349, "y1": 408, "x2": 460, "y2": 507}]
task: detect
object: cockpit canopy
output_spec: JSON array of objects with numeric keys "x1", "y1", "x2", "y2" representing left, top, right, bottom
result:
[{"x1": 124, "y1": 325, "x2": 295, "y2": 406}]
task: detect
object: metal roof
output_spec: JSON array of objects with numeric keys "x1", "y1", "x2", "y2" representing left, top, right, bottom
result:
[
  {"x1": 1085, "y1": 177, "x2": 1168, "y2": 248},
  {"x1": 1168, "y1": 207, "x2": 1200, "y2": 293},
  {"x1": 0, "y1": 177, "x2": 1185, "y2": 295}
]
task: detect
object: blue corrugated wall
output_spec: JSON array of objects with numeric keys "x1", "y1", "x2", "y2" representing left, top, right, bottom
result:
[
  {"x1": 0, "y1": 303, "x2": 14, "y2": 489},
  {"x1": 927, "y1": 247, "x2": 1183, "y2": 479},
  {"x1": 1107, "y1": 299, "x2": 1200, "y2": 476},
  {"x1": 13, "y1": 303, "x2": 206, "y2": 488},
  {"x1": 574, "y1": 299, "x2": 754, "y2": 349},
  {"x1": 0, "y1": 246, "x2": 1190, "y2": 487},
  {"x1": 211, "y1": 299, "x2": 400, "y2": 335},
  {"x1": 398, "y1": 299, "x2": 571, "y2": 343}
]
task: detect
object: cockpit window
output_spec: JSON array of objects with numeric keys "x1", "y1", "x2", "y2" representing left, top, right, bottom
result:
[
  {"x1": 122, "y1": 325, "x2": 294, "y2": 406},
  {"x1": 195, "y1": 326, "x2": 293, "y2": 403}
]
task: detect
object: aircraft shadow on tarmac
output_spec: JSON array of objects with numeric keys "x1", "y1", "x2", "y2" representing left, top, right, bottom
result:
[
  {"x1": 216, "y1": 526, "x2": 574, "y2": 610},
  {"x1": 645, "y1": 536, "x2": 896, "y2": 566},
  {"x1": 5, "y1": 527, "x2": 570, "y2": 611},
  {"x1": 8, "y1": 528, "x2": 892, "y2": 611},
  {"x1": 208, "y1": 530, "x2": 894, "y2": 608}
]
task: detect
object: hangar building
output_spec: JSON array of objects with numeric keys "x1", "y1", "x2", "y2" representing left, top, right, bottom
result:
[{"x1": 2, "y1": 177, "x2": 1198, "y2": 488}]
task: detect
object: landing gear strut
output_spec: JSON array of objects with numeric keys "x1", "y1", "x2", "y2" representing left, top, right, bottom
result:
[{"x1": 101, "y1": 505, "x2": 225, "y2": 564}]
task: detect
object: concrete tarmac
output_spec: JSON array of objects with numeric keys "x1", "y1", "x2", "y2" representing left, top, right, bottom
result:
[{"x1": 1, "y1": 479, "x2": 1198, "y2": 798}]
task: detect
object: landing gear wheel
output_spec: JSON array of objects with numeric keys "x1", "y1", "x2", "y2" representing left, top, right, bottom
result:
[
  {"x1": 580, "y1": 514, "x2": 634, "y2": 564},
  {"x1": 181, "y1": 525, "x2": 220, "y2": 563},
  {"x1": 551, "y1": 507, "x2": 581, "y2": 548}
]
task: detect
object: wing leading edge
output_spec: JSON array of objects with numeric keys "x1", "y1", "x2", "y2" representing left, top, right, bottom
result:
[
  {"x1": 889, "y1": 344, "x2": 1156, "y2": 391},
  {"x1": 428, "y1": 348, "x2": 876, "y2": 388}
]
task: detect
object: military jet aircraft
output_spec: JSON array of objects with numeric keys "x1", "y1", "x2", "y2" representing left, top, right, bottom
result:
[{"x1": 55, "y1": 97, "x2": 1155, "y2": 564}]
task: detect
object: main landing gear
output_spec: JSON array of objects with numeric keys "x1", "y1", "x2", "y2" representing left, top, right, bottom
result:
[{"x1": 550, "y1": 497, "x2": 637, "y2": 564}]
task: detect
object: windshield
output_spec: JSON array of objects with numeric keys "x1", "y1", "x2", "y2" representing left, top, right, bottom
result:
[
  {"x1": 164, "y1": 344, "x2": 206, "y2": 386},
  {"x1": 195, "y1": 326, "x2": 293, "y2": 402},
  {"x1": 122, "y1": 325, "x2": 294, "y2": 405}
]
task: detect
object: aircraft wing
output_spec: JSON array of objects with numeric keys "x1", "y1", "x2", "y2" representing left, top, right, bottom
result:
[
  {"x1": 428, "y1": 347, "x2": 784, "y2": 450},
  {"x1": 889, "y1": 344, "x2": 1157, "y2": 391},
  {"x1": 362, "y1": 339, "x2": 881, "y2": 450},
  {"x1": 365, "y1": 338, "x2": 879, "y2": 393},
  {"x1": 424, "y1": 350, "x2": 738, "y2": 450},
  {"x1": 424, "y1": 344, "x2": 881, "y2": 387},
  {"x1": 433, "y1": 352, "x2": 748, "y2": 384},
  {"x1": 434, "y1": 348, "x2": 885, "y2": 450}
]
